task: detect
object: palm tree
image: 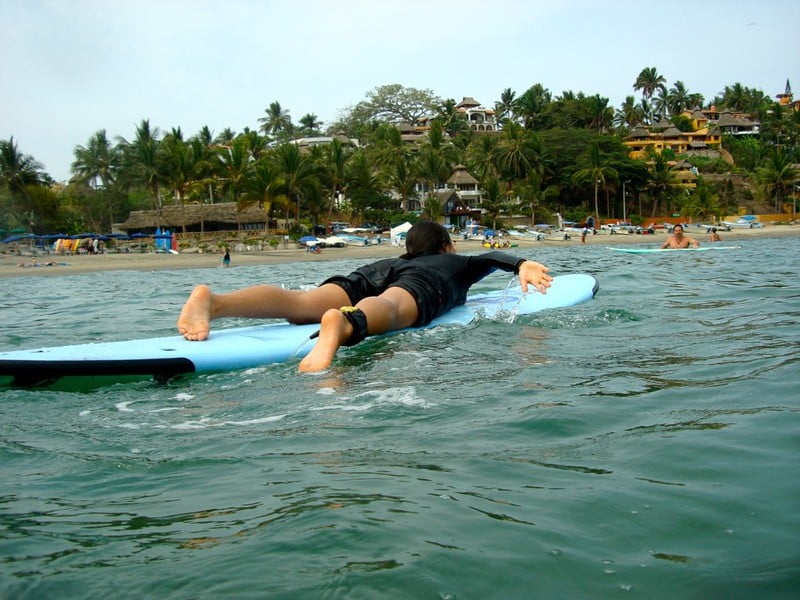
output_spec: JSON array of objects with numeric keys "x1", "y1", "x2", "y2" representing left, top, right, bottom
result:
[
  {"x1": 643, "y1": 153, "x2": 679, "y2": 217},
  {"x1": 272, "y1": 142, "x2": 321, "y2": 226},
  {"x1": 258, "y1": 101, "x2": 294, "y2": 141},
  {"x1": 161, "y1": 130, "x2": 209, "y2": 232},
  {"x1": 71, "y1": 129, "x2": 121, "y2": 189},
  {"x1": 681, "y1": 176, "x2": 720, "y2": 221},
  {"x1": 345, "y1": 149, "x2": 385, "y2": 221},
  {"x1": 494, "y1": 88, "x2": 516, "y2": 124},
  {"x1": 480, "y1": 177, "x2": 505, "y2": 230},
  {"x1": 415, "y1": 146, "x2": 450, "y2": 215},
  {"x1": 216, "y1": 137, "x2": 253, "y2": 219},
  {"x1": 319, "y1": 137, "x2": 351, "y2": 215},
  {"x1": 756, "y1": 149, "x2": 799, "y2": 213},
  {"x1": 0, "y1": 136, "x2": 45, "y2": 199},
  {"x1": 385, "y1": 156, "x2": 419, "y2": 215},
  {"x1": 465, "y1": 133, "x2": 499, "y2": 181},
  {"x1": 298, "y1": 113, "x2": 323, "y2": 137},
  {"x1": 517, "y1": 171, "x2": 559, "y2": 227},
  {"x1": 666, "y1": 80, "x2": 692, "y2": 116},
  {"x1": 572, "y1": 142, "x2": 618, "y2": 228},
  {"x1": 587, "y1": 94, "x2": 613, "y2": 132},
  {"x1": 0, "y1": 136, "x2": 45, "y2": 227},
  {"x1": 119, "y1": 119, "x2": 164, "y2": 209},
  {"x1": 513, "y1": 84, "x2": 551, "y2": 130},
  {"x1": 633, "y1": 67, "x2": 667, "y2": 124},
  {"x1": 614, "y1": 95, "x2": 645, "y2": 130},
  {"x1": 492, "y1": 122, "x2": 542, "y2": 182},
  {"x1": 240, "y1": 159, "x2": 287, "y2": 229}
]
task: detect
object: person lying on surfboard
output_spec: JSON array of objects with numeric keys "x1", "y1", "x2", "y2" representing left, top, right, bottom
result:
[
  {"x1": 661, "y1": 224, "x2": 699, "y2": 249},
  {"x1": 177, "y1": 220, "x2": 552, "y2": 373}
]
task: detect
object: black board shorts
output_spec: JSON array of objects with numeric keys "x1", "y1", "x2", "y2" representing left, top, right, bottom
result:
[{"x1": 322, "y1": 263, "x2": 442, "y2": 326}]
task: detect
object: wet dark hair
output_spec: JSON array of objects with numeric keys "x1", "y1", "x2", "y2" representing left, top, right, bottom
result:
[
  {"x1": 673, "y1": 224, "x2": 684, "y2": 232},
  {"x1": 400, "y1": 220, "x2": 452, "y2": 259}
]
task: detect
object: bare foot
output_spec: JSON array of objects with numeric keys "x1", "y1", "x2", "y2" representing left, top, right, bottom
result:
[
  {"x1": 178, "y1": 285, "x2": 213, "y2": 341},
  {"x1": 298, "y1": 309, "x2": 352, "y2": 373}
]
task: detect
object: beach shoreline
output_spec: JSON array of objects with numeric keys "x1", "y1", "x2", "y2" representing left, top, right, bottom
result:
[{"x1": 2, "y1": 224, "x2": 797, "y2": 278}]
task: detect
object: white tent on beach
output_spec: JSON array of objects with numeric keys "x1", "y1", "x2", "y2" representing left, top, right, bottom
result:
[{"x1": 390, "y1": 221, "x2": 413, "y2": 246}]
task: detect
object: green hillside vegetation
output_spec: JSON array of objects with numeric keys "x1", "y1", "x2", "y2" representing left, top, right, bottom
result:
[{"x1": 2, "y1": 69, "x2": 798, "y2": 237}]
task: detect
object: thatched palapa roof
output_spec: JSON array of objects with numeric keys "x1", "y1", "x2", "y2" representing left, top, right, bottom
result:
[{"x1": 117, "y1": 202, "x2": 267, "y2": 232}]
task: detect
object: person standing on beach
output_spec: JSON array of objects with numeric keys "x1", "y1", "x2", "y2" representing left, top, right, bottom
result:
[
  {"x1": 178, "y1": 220, "x2": 552, "y2": 373},
  {"x1": 661, "y1": 224, "x2": 699, "y2": 249}
]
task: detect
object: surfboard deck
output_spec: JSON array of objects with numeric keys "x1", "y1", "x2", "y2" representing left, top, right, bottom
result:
[
  {"x1": 607, "y1": 246, "x2": 739, "y2": 254},
  {"x1": 0, "y1": 273, "x2": 598, "y2": 385}
]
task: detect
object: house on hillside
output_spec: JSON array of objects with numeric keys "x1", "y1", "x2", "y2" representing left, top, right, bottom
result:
[{"x1": 454, "y1": 97, "x2": 498, "y2": 132}]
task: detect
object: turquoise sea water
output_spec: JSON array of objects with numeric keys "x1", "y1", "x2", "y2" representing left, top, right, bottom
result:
[{"x1": 1, "y1": 236, "x2": 799, "y2": 599}]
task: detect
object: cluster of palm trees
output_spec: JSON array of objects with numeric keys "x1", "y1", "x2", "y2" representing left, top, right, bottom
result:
[{"x1": 2, "y1": 69, "x2": 798, "y2": 237}]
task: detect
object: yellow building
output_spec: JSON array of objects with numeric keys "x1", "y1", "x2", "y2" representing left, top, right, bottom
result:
[{"x1": 623, "y1": 123, "x2": 722, "y2": 160}]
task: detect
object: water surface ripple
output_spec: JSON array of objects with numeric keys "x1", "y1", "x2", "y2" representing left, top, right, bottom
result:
[{"x1": 2, "y1": 237, "x2": 799, "y2": 598}]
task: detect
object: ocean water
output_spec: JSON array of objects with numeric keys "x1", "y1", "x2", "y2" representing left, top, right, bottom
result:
[{"x1": 1, "y1": 237, "x2": 798, "y2": 599}]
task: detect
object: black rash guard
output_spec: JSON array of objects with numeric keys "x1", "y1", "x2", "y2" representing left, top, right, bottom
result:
[{"x1": 323, "y1": 251, "x2": 525, "y2": 326}]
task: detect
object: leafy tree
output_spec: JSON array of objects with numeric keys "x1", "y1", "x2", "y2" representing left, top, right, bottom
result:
[{"x1": 350, "y1": 84, "x2": 439, "y2": 124}]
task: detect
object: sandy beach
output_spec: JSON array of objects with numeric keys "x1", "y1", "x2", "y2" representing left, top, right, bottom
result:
[{"x1": 2, "y1": 224, "x2": 797, "y2": 278}]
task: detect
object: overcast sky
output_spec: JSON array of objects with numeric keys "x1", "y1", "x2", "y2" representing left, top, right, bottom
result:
[{"x1": 2, "y1": 0, "x2": 798, "y2": 182}]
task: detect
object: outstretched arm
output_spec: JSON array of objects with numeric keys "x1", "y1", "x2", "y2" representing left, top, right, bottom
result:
[{"x1": 517, "y1": 260, "x2": 552, "y2": 294}]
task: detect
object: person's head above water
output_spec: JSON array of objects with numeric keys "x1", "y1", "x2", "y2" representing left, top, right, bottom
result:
[{"x1": 401, "y1": 220, "x2": 454, "y2": 258}]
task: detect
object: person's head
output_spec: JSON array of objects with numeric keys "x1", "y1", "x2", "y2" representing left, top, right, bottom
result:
[
  {"x1": 673, "y1": 224, "x2": 684, "y2": 235},
  {"x1": 401, "y1": 220, "x2": 454, "y2": 258},
  {"x1": 711, "y1": 227, "x2": 717, "y2": 233}
]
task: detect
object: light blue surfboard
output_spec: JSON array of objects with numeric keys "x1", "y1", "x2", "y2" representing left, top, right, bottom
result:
[
  {"x1": 607, "y1": 246, "x2": 739, "y2": 254},
  {"x1": 0, "y1": 273, "x2": 598, "y2": 385}
]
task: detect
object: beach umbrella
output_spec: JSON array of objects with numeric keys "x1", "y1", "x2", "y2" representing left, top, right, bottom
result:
[
  {"x1": 298, "y1": 236, "x2": 318, "y2": 243},
  {"x1": 2, "y1": 234, "x2": 37, "y2": 243}
]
